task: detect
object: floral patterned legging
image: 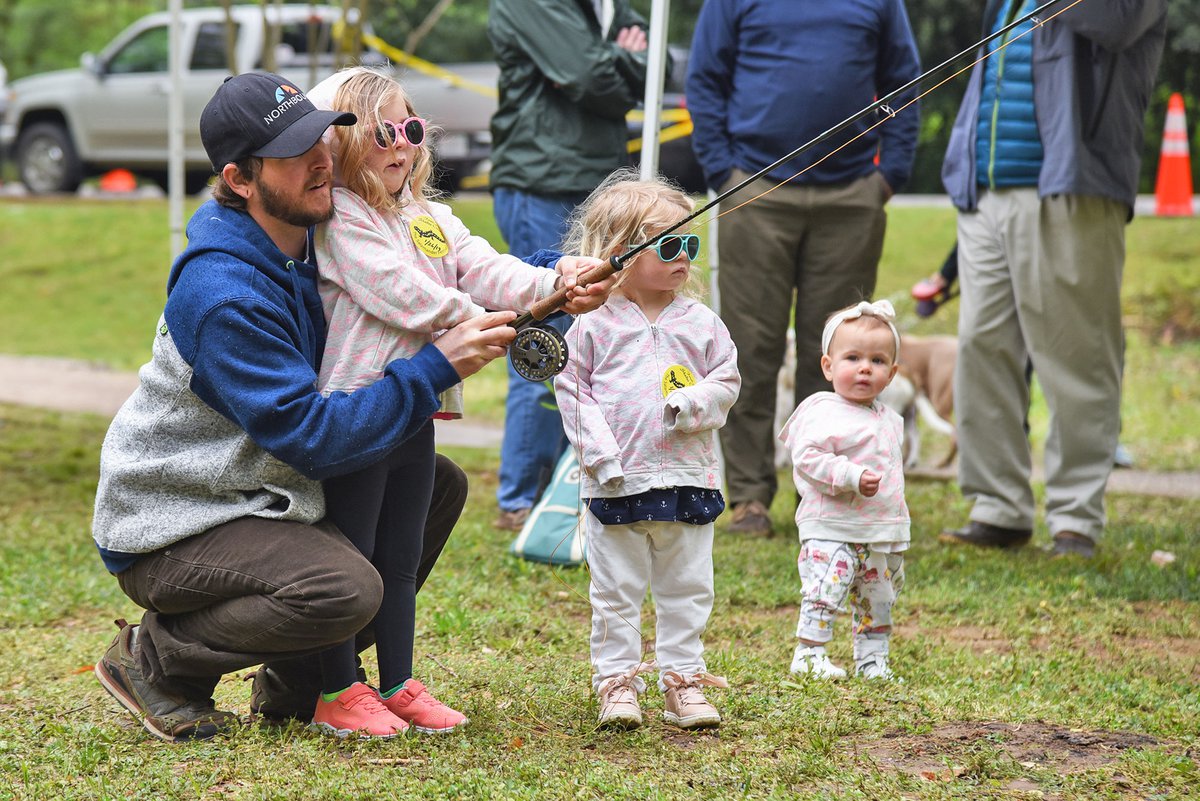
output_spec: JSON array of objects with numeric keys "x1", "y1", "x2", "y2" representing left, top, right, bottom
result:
[{"x1": 795, "y1": 539, "x2": 905, "y2": 644}]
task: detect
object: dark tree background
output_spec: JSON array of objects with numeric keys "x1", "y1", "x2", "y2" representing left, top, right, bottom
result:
[{"x1": 1, "y1": 0, "x2": 1197, "y2": 193}]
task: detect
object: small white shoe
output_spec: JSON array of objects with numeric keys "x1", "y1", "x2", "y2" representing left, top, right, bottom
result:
[
  {"x1": 789, "y1": 646, "x2": 847, "y2": 680},
  {"x1": 856, "y1": 654, "x2": 902, "y2": 682}
]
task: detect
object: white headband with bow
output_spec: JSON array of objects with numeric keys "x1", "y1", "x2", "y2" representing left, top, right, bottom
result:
[{"x1": 820, "y1": 299, "x2": 900, "y2": 357}]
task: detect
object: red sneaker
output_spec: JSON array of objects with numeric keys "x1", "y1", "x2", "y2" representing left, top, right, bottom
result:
[
  {"x1": 310, "y1": 682, "x2": 408, "y2": 739},
  {"x1": 381, "y1": 679, "x2": 468, "y2": 734}
]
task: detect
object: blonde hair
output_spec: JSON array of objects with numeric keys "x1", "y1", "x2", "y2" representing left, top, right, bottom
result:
[
  {"x1": 563, "y1": 168, "x2": 701, "y2": 297},
  {"x1": 326, "y1": 67, "x2": 438, "y2": 211}
]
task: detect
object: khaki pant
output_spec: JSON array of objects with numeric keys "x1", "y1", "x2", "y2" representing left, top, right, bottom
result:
[
  {"x1": 955, "y1": 189, "x2": 1125, "y2": 542},
  {"x1": 117, "y1": 453, "x2": 467, "y2": 701},
  {"x1": 717, "y1": 170, "x2": 887, "y2": 507}
]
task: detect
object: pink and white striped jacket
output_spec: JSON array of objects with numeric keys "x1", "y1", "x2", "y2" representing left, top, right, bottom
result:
[
  {"x1": 779, "y1": 392, "x2": 910, "y2": 544},
  {"x1": 555, "y1": 293, "x2": 741, "y2": 497},
  {"x1": 315, "y1": 188, "x2": 559, "y2": 412}
]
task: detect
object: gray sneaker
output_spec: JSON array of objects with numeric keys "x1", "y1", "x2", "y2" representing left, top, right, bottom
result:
[{"x1": 94, "y1": 619, "x2": 236, "y2": 742}]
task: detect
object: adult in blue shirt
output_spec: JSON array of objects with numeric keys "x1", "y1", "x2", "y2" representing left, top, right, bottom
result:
[{"x1": 687, "y1": 0, "x2": 920, "y2": 536}]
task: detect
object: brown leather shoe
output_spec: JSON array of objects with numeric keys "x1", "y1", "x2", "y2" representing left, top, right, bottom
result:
[
  {"x1": 493, "y1": 507, "x2": 530, "y2": 531},
  {"x1": 95, "y1": 619, "x2": 236, "y2": 742},
  {"x1": 938, "y1": 521, "x2": 1032, "y2": 549},
  {"x1": 1051, "y1": 531, "x2": 1096, "y2": 559},
  {"x1": 726, "y1": 500, "x2": 773, "y2": 537}
]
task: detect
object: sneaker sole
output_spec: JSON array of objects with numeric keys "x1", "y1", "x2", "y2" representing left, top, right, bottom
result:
[
  {"x1": 94, "y1": 661, "x2": 184, "y2": 743},
  {"x1": 411, "y1": 717, "x2": 470, "y2": 734},
  {"x1": 789, "y1": 668, "x2": 847, "y2": 680},
  {"x1": 308, "y1": 721, "x2": 406, "y2": 739},
  {"x1": 663, "y1": 711, "x2": 721, "y2": 729},
  {"x1": 597, "y1": 713, "x2": 643, "y2": 730}
]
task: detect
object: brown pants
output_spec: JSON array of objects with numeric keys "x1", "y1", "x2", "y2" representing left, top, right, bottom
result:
[
  {"x1": 116, "y1": 453, "x2": 468, "y2": 700},
  {"x1": 717, "y1": 170, "x2": 887, "y2": 508}
]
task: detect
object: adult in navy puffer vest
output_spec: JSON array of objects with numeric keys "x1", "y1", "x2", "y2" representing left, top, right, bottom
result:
[{"x1": 939, "y1": 0, "x2": 1166, "y2": 559}]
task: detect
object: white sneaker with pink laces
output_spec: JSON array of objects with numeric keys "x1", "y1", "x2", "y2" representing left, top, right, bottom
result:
[{"x1": 661, "y1": 671, "x2": 727, "y2": 729}]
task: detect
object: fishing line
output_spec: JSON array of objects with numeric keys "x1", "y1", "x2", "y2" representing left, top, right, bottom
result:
[{"x1": 540, "y1": 0, "x2": 1085, "y2": 678}]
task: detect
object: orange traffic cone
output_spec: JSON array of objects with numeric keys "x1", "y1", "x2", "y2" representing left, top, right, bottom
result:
[
  {"x1": 99, "y1": 168, "x2": 138, "y2": 194},
  {"x1": 1154, "y1": 93, "x2": 1194, "y2": 217}
]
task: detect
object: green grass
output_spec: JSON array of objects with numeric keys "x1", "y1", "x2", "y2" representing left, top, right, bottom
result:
[
  {"x1": 0, "y1": 402, "x2": 1197, "y2": 799},
  {"x1": 2, "y1": 196, "x2": 1197, "y2": 469}
]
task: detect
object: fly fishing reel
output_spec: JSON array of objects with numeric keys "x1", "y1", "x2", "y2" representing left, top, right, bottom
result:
[
  {"x1": 509, "y1": 324, "x2": 569, "y2": 382},
  {"x1": 507, "y1": 255, "x2": 624, "y2": 382}
]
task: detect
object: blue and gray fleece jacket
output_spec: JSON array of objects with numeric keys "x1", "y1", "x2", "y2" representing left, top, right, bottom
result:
[{"x1": 92, "y1": 200, "x2": 551, "y2": 573}]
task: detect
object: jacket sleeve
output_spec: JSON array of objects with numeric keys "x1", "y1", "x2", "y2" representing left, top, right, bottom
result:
[
  {"x1": 554, "y1": 322, "x2": 624, "y2": 487},
  {"x1": 493, "y1": 0, "x2": 646, "y2": 121},
  {"x1": 318, "y1": 199, "x2": 483, "y2": 334},
  {"x1": 187, "y1": 300, "x2": 459, "y2": 480},
  {"x1": 875, "y1": 0, "x2": 922, "y2": 192},
  {"x1": 1058, "y1": 0, "x2": 1166, "y2": 52},
  {"x1": 664, "y1": 315, "x2": 741, "y2": 434},
  {"x1": 444, "y1": 212, "x2": 559, "y2": 311},
  {"x1": 782, "y1": 407, "x2": 866, "y2": 497},
  {"x1": 684, "y1": 0, "x2": 738, "y2": 190}
]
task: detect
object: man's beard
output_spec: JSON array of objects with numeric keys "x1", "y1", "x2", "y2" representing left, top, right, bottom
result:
[{"x1": 257, "y1": 174, "x2": 334, "y2": 228}]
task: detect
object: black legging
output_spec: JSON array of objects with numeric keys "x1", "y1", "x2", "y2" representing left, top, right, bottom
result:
[{"x1": 318, "y1": 420, "x2": 436, "y2": 694}]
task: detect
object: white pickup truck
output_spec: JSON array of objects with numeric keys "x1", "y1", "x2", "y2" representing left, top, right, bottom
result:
[{"x1": 0, "y1": 4, "x2": 497, "y2": 194}]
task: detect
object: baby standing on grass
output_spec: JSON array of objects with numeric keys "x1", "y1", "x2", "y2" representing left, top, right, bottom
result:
[
  {"x1": 304, "y1": 67, "x2": 607, "y2": 738},
  {"x1": 554, "y1": 171, "x2": 741, "y2": 730},
  {"x1": 779, "y1": 300, "x2": 909, "y2": 681}
]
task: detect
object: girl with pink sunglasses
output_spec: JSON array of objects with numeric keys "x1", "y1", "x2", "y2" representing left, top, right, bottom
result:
[{"x1": 302, "y1": 67, "x2": 609, "y2": 739}]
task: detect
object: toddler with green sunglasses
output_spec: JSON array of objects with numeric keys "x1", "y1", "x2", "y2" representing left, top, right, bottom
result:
[{"x1": 555, "y1": 169, "x2": 742, "y2": 731}]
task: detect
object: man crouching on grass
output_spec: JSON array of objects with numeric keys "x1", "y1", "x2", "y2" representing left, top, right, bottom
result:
[{"x1": 88, "y1": 72, "x2": 528, "y2": 742}]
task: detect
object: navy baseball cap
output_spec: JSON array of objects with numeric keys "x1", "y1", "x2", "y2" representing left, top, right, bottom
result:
[{"x1": 200, "y1": 72, "x2": 356, "y2": 173}]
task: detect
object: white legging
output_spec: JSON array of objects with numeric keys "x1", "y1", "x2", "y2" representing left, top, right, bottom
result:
[{"x1": 585, "y1": 513, "x2": 714, "y2": 693}]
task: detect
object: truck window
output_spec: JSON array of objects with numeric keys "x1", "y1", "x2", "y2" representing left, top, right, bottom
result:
[
  {"x1": 192, "y1": 22, "x2": 239, "y2": 71},
  {"x1": 275, "y1": 20, "x2": 334, "y2": 66},
  {"x1": 107, "y1": 25, "x2": 170, "y2": 74}
]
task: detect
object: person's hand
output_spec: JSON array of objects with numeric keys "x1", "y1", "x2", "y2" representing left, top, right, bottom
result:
[
  {"x1": 615, "y1": 26, "x2": 648, "y2": 53},
  {"x1": 433, "y1": 311, "x2": 517, "y2": 379},
  {"x1": 879, "y1": 173, "x2": 895, "y2": 202},
  {"x1": 555, "y1": 256, "x2": 616, "y2": 315},
  {"x1": 859, "y1": 470, "x2": 881, "y2": 497}
]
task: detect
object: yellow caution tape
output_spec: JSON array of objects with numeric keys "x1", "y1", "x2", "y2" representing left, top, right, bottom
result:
[
  {"x1": 362, "y1": 32, "x2": 499, "y2": 99},
  {"x1": 627, "y1": 119, "x2": 694, "y2": 153},
  {"x1": 354, "y1": 30, "x2": 695, "y2": 179}
]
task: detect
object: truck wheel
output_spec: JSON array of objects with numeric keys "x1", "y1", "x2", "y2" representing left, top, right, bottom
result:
[{"x1": 16, "y1": 122, "x2": 83, "y2": 194}]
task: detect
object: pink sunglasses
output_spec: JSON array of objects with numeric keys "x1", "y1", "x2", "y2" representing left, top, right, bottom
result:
[{"x1": 373, "y1": 117, "x2": 427, "y2": 149}]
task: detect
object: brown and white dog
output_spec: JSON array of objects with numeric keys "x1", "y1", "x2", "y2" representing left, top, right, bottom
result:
[{"x1": 879, "y1": 334, "x2": 958, "y2": 469}]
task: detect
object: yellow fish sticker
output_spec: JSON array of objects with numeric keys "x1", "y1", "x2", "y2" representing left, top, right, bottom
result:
[
  {"x1": 410, "y1": 214, "x2": 449, "y2": 257},
  {"x1": 661, "y1": 364, "x2": 696, "y2": 397}
]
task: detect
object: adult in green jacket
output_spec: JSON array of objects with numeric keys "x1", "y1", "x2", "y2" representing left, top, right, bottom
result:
[{"x1": 487, "y1": 0, "x2": 649, "y2": 530}]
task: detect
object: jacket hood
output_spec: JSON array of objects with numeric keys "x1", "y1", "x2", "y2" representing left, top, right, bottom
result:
[{"x1": 167, "y1": 200, "x2": 301, "y2": 296}]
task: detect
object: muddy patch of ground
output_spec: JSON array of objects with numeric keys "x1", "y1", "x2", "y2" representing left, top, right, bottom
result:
[{"x1": 855, "y1": 721, "x2": 1167, "y2": 795}]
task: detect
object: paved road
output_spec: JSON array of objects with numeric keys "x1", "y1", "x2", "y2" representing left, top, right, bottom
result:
[
  {"x1": 1, "y1": 354, "x2": 1196, "y2": 499},
  {"x1": 0, "y1": 354, "x2": 501, "y2": 450}
]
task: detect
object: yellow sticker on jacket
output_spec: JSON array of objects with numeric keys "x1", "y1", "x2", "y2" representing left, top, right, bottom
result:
[
  {"x1": 409, "y1": 214, "x2": 449, "y2": 257},
  {"x1": 661, "y1": 364, "x2": 696, "y2": 397}
]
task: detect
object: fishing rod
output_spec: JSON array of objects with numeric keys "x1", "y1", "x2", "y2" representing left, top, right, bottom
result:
[{"x1": 506, "y1": 0, "x2": 1073, "y2": 382}]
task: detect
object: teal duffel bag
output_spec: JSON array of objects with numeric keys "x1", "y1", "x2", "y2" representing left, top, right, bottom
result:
[{"x1": 509, "y1": 449, "x2": 587, "y2": 566}]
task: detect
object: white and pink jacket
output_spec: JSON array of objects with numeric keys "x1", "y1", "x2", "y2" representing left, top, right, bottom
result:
[
  {"x1": 555, "y1": 293, "x2": 741, "y2": 498},
  {"x1": 315, "y1": 188, "x2": 559, "y2": 412},
  {"x1": 779, "y1": 392, "x2": 910, "y2": 544}
]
